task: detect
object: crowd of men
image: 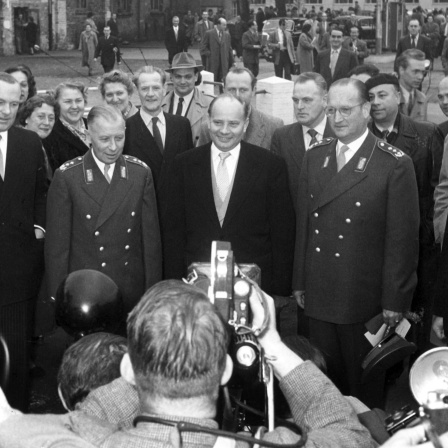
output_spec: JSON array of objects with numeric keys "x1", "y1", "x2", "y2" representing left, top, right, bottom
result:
[{"x1": 3, "y1": 7, "x2": 448, "y2": 446}]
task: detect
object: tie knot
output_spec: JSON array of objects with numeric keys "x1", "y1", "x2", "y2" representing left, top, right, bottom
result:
[
  {"x1": 308, "y1": 129, "x2": 318, "y2": 138},
  {"x1": 152, "y1": 117, "x2": 158, "y2": 125},
  {"x1": 219, "y1": 152, "x2": 231, "y2": 161},
  {"x1": 340, "y1": 144, "x2": 350, "y2": 154},
  {"x1": 179, "y1": 97, "x2": 184, "y2": 104}
]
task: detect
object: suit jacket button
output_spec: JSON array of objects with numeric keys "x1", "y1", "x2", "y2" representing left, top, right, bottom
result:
[
  {"x1": 355, "y1": 202, "x2": 361, "y2": 207},
  {"x1": 131, "y1": 212, "x2": 135, "y2": 216},
  {"x1": 315, "y1": 229, "x2": 319, "y2": 234},
  {"x1": 86, "y1": 215, "x2": 91, "y2": 219},
  {"x1": 99, "y1": 246, "x2": 104, "y2": 251},
  {"x1": 339, "y1": 235, "x2": 344, "y2": 239},
  {"x1": 346, "y1": 218, "x2": 351, "y2": 223},
  {"x1": 335, "y1": 253, "x2": 340, "y2": 257},
  {"x1": 315, "y1": 247, "x2": 320, "y2": 252},
  {"x1": 127, "y1": 229, "x2": 131, "y2": 233},
  {"x1": 125, "y1": 262, "x2": 128, "y2": 266},
  {"x1": 94, "y1": 231, "x2": 100, "y2": 236},
  {"x1": 125, "y1": 245, "x2": 130, "y2": 250},
  {"x1": 314, "y1": 212, "x2": 319, "y2": 218},
  {"x1": 101, "y1": 262, "x2": 106, "y2": 267}
]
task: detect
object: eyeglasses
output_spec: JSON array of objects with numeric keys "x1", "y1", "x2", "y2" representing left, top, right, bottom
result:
[{"x1": 325, "y1": 103, "x2": 365, "y2": 118}]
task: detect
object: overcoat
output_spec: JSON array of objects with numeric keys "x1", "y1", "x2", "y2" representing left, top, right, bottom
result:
[
  {"x1": 314, "y1": 48, "x2": 358, "y2": 87},
  {"x1": 201, "y1": 28, "x2": 234, "y2": 81},
  {"x1": 293, "y1": 132, "x2": 420, "y2": 324},
  {"x1": 45, "y1": 150, "x2": 162, "y2": 311}
]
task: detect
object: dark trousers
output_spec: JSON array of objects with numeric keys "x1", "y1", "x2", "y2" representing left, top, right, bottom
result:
[
  {"x1": 274, "y1": 50, "x2": 292, "y2": 80},
  {"x1": 201, "y1": 54, "x2": 207, "y2": 67},
  {"x1": 244, "y1": 62, "x2": 259, "y2": 78},
  {"x1": 309, "y1": 317, "x2": 385, "y2": 409},
  {"x1": 102, "y1": 64, "x2": 114, "y2": 73},
  {"x1": 0, "y1": 298, "x2": 36, "y2": 412}
]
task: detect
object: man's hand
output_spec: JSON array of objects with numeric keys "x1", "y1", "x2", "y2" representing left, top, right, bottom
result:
[
  {"x1": 249, "y1": 285, "x2": 279, "y2": 346},
  {"x1": 379, "y1": 425, "x2": 448, "y2": 447},
  {"x1": 433, "y1": 316, "x2": 445, "y2": 340},
  {"x1": 34, "y1": 228, "x2": 45, "y2": 240},
  {"x1": 383, "y1": 309, "x2": 403, "y2": 327},
  {"x1": 94, "y1": 58, "x2": 97, "y2": 62},
  {"x1": 292, "y1": 290, "x2": 305, "y2": 309}
]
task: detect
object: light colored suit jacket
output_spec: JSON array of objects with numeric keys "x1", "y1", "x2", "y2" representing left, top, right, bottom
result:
[
  {"x1": 268, "y1": 29, "x2": 296, "y2": 65},
  {"x1": 162, "y1": 88, "x2": 214, "y2": 145},
  {"x1": 399, "y1": 87, "x2": 428, "y2": 122},
  {"x1": 197, "y1": 108, "x2": 284, "y2": 150}
]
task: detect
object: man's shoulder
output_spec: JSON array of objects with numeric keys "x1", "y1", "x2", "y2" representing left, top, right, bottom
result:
[
  {"x1": 375, "y1": 139, "x2": 407, "y2": 161},
  {"x1": 318, "y1": 48, "x2": 330, "y2": 58},
  {"x1": 251, "y1": 109, "x2": 284, "y2": 128},
  {"x1": 194, "y1": 88, "x2": 215, "y2": 105},
  {"x1": 123, "y1": 154, "x2": 150, "y2": 172},
  {"x1": 164, "y1": 111, "x2": 191, "y2": 127},
  {"x1": 58, "y1": 156, "x2": 84, "y2": 173},
  {"x1": 9, "y1": 125, "x2": 40, "y2": 143},
  {"x1": 242, "y1": 140, "x2": 286, "y2": 164},
  {"x1": 308, "y1": 136, "x2": 335, "y2": 154},
  {"x1": 125, "y1": 112, "x2": 142, "y2": 126},
  {"x1": 273, "y1": 122, "x2": 301, "y2": 138},
  {"x1": 414, "y1": 89, "x2": 427, "y2": 102},
  {"x1": 400, "y1": 113, "x2": 435, "y2": 133}
]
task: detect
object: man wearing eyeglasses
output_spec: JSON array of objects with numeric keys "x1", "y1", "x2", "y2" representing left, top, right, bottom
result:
[{"x1": 292, "y1": 78, "x2": 420, "y2": 409}]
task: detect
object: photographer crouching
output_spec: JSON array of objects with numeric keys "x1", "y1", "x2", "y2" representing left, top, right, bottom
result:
[{"x1": 0, "y1": 279, "x2": 375, "y2": 447}]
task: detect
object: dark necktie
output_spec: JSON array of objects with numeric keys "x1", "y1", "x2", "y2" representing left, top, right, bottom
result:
[
  {"x1": 408, "y1": 91, "x2": 414, "y2": 115},
  {"x1": 308, "y1": 129, "x2": 318, "y2": 148},
  {"x1": 411, "y1": 37, "x2": 416, "y2": 48},
  {"x1": 0, "y1": 135, "x2": 4, "y2": 181},
  {"x1": 219, "y1": 31, "x2": 222, "y2": 42},
  {"x1": 176, "y1": 97, "x2": 184, "y2": 116},
  {"x1": 282, "y1": 30, "x2": 287, "y2": 49},
  {"x1": 152, "y1": 117, "x2": 164, "y2": 153},
  {"x1": 381, "y1": 130, "x2": 390, "y2": 142}
]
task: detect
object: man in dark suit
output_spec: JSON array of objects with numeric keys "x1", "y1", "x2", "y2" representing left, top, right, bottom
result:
[
  {"x1": 194, "y1": 10, "x2": 214, "y2": 67},
  {"x1": 163, "y1": 94, "x2": 295, "y2": 296},
  {"x1": 367, "y1": 73, "x2": 443, "y2": 355},
  {"x1": 0, "y1": 73, "x2": 47, "y2": 411},
  {"x1": 107, "y1": 13, "x2": 119, "y2": 37},
  {"x1": 94, "y1": 26, "x2": 120, "y2": 73},
  {"x1": 201, "y1": 18, "x2": 234, "y2": 83},
  {"x1": 271, "y1": 72, "x2": 336, "y2": 210},
  {"x1": 123, "y1": 66, "x2": 193, "y2": 204},
  {"x1": 437, "y1": 76, "x2": 448, "y2": 138},
  {"x1": 267, "y1": 18, "x2": 297, "y2": 80},
  {"x1": 395, "y1": 18, "x2": 431, "y2": 71},
  {"x1": 242, "y1": 20, "x2": 261, "y2": 78},
  {"x1": 342, "y1": 25, "x2": 368, "y2": 65},
  {"x1": 164, "y1": 16, "x2": 187, "y2": 65},
  {"x1": 314, "y1": 27, "x2": 358, "y2": 87},
  {"x1": 45, "y1": 106, "x2": 162, "y2": 317},
  {"x1": 292, "y1": 78, "x2": 419, "y2": 408}
]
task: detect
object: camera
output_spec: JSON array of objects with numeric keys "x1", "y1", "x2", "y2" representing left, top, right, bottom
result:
[{"x1": 385, "y1": 348, "x2": 448, "y2": 443}]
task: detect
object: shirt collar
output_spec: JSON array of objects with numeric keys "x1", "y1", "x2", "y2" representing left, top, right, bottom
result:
[
  {"x1": 303, "y1": 115, "x2": 327, "y2": 137},
  {"x1": 140, "y1": 108, "x2": 165, "y2": 127},
  {"x1": 175, "y1": 90, "x2": 194, "y2": 106},
  {"x1": 337, "y1": 128, "x2": 369, "y2": 154},
  {"x1": 211, "y1": 142, "x2": 241, "y2": 160},
  {"x1": 90, "y1": 148, "x2": 116, "y2": 172}
]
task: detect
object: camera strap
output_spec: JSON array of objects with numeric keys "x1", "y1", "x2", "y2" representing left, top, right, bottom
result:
[{"x1": 133, "y1": 415, "x2": 306, "y2": 448}]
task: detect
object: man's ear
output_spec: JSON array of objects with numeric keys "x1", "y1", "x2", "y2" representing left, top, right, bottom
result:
[
  {"x1": 220, "y1": 354, "x2": 234, "y2": 386},
  {"x1": 120, "y1": 353, "x2": 136, "y2": 386}
]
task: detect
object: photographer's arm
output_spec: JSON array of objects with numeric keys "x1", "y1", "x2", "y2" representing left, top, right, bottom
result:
[{"x1": 251, "y1": 289, "x2": 376, "y2": 448}]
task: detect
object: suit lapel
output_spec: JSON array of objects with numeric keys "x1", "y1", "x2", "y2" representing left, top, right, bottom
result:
[
  {"x1": 191, "y1": 145, "x2": 220, "y2": 226},
  {"x1": 223, "y1": 142, "x2": 260, "y2": 226},
  {"x1": 163, "y1": 113, "x2": 178, "y2": 160},
  {"x1": 289, "y1": 124, "x2": 305, "y2": 169},
  {"x1": 316, "y1": 133, "x2": 375, "y2": 209},
  {"x1": 334, "y1": 50, "x2": 346, "y2": 79},
  {"x1": 0, "y1": 128, "x2": 25, "y2": 215},
  {"x1": 80, "y1": 150, "x2": 110, "y2": 206},
  {"x1": 245, "y1": 110, "x2": 265, "y2": 147},
  {"x1": 95, "y1": 156, "x2": 133, "y2": 229},
  {"x1": 135, "y1": 113, "x2": 163, "y2": 172}
]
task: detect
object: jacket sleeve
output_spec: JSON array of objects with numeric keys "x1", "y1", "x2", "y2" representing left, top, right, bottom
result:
[
  {"x1": 32, "y1": 137, "x2": 48, "y2": 230},
  {"x1": 45, "y1": 169, "x2": 72, "y2": 298},
  {"x1": 263, "y1": 362, "x2": 376, "y2": 448},
  {"x1": 94, "y1": 39, "x2": 101, "y2": 59},
  {"x1": 270, "y1": 129, "x2": 280, "y2": 155},
  {"x1": 200, "y1": 31, "x2": 211, "y2": 57},
  {"x1": 292, "y1": 154, "x2": 310, "y2": 291},
  {"x1": 142, "y1": 168, "x2": 162, "y2": 289},
  {"x1": 267, "y1": 157, "x2": 295, "y2": 295},
  {"x1": 381, "y1": 154, "x2": 419, "y2": 312},
  {"x1": 434, "y1": 136, "x2": 448, "y2": 244},
  {"x1": 357, "y1": 41, "x2": 369, "y2": 60}
]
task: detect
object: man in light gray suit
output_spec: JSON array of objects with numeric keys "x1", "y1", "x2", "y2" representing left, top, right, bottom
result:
[{"x1": 197, "y1": 67, "x2": 284, "y2": 150}]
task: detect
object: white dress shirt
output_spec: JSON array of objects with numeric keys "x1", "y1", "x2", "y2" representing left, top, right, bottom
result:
[
  {"x1": 173, "y1": 90, "x2": 194, "y2": 117},
  {"x1": 303, "y1": 116, "x2": 328, "y2": 151},
  {"x1": 211, "y1": 143, "x2": 240, "y2": 183},
  {"x1": 91, "y1": 149, "x2": 116, "y2": 180},
  {"x1": 140, "y1": 109, "x2": 166, "y2": 148},
  {"x1": 336, "y1": 129, "x2": 368, "y2": 165},
  {"x1": 0, "y1": 131, "x2": 8, "y2": 179}
]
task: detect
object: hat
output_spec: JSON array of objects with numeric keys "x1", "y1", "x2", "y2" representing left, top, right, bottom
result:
[
  {"x1": 365, "y1": 73, "x2": 399, "y2": 91},
  {"x1": 166, "y1": 52, "x2": 203, "y2": 72}
]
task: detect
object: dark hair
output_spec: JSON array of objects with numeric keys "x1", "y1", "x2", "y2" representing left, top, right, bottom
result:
[
  {"x1": 225, "y1": 66, "x2": 257, "y2": 89},
  {"x1": 302, "y1": 23, "x2": 312, "y2": 34},
  {"x1": 331, "y1": 77, "x2": 369, "y2": 103},
  {"x1": 100, "y1": 69, "x2": 134, "y2": 97},
  {"x1": 58, "y1": 332, "x2": 127, "y2": 410},
  {"x1": 396, "y1": 48, "x2": 426, "y2": 71},
  {"x1": 279, "y1": 18, "x2": 286, "y2": 26},
  {"x1": 18, "y1": 93, "x2": 57, "y2": 126},
  {"x1": 209, "y1": 93, "x2": 250, "y2": 120},
  {"x1": 330, "y1": 26, "x2": 344, "y2": 35},
  {"x1": 348, "y1": 63, "x2": 380, "y2": 78},
  {"x1": 127, "y1": 280, "x2": 229, "y2": 400},
  {"x1": 5, "y1": 65, "x2": 37, "y2": 99},
  {"x1": 248, "y1": 20, "x2": 256, "y2": 28}
]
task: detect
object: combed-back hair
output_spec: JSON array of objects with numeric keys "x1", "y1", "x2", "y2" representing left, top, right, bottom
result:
[
  {"x1": 18, "y1": 93, "x2": 57, "y2": 126},
  {"x1": 58, "y1": 332, "x2": 127, "y2": 410},
  {"x1": 348, "y1": 63, "x2": 380, "y2": 79},
  {"x1": 295, "y1": 72, "x2": 328, "y2": 93},
  {"x1": 396, "y1": 48, "x2": 426, "y2": 71},
  {"x1": 225, "y1": 66, "x2": 256, "y2": 89},
  {"x1": 99, "y1": 69, "x2": 135, "y2": 97},
  {"x1": 331, "y1": 77, "x2": 369, "y2": 103},
  {"x1": 87, "y1": 105, "x2": 124, "y2": 127},
  {"x1": 208, "y1": 93, "x2": 250, "y2": 120},
  {"x1": 127, "y1": 280, "x2": 229, "y2": 400},
  {"x1": 133, "y1": 65, "x2": 166, "y2": 87}
]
